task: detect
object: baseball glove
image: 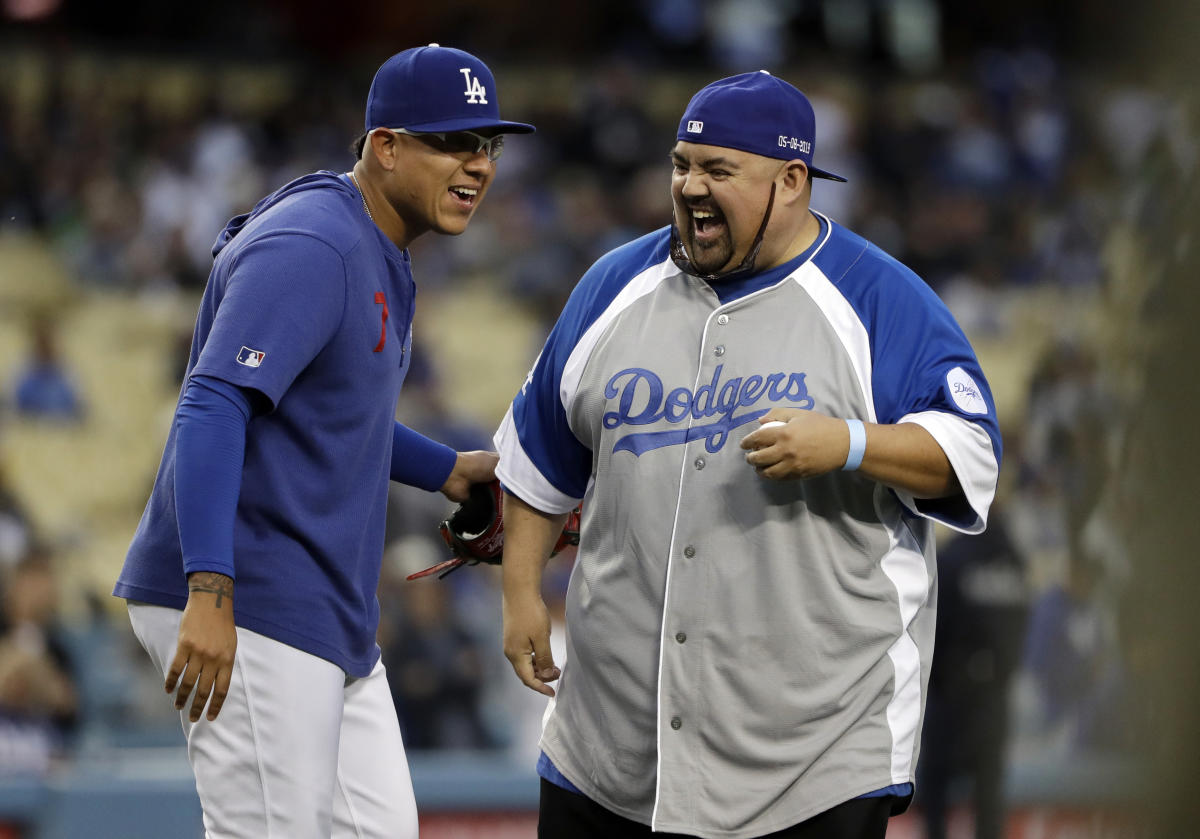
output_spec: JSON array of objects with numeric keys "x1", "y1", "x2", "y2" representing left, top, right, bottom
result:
[{"x1": 406, "y1": 479, "x2": 581, "y2": 580}]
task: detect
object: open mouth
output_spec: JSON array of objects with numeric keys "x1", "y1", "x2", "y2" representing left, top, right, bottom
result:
[
  {"x1": 691, "y1": 207, "x2": 726, "y2": 244},
  {"x1": 449, "y1": 186, "x2": 479, "y2": 208}
]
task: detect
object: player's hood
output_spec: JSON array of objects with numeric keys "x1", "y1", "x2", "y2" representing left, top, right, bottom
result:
[{"x1": 212, "y1": 171, "x2": 347, "y2": 257}]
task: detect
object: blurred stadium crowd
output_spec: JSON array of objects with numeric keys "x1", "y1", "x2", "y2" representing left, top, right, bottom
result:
[{"x1": 0, "y1": 0, "x2": 1194, "y2": 834}]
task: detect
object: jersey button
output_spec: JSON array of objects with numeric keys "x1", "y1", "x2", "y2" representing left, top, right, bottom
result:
[
  {"x1": 683, "y1": 546, "x2": 696, "y2": 558},
  {"x1": 716, "y1": 314, "x2": 730, "y2": 325},
  {"x1": 675, "y1": 632, "x2": 687, "y2": 644},
  {"x1": 671, "y1": 716, "x2": 682, "y2": 730},
  {"x1": 713, "y1": 345, "x2": 725, "y2": 357},
  {"x1": 694, "y1": 457, "x2": 705, "y2": 470}
]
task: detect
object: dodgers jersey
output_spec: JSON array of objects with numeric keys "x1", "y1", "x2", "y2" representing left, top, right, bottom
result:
[
  {"x1": 495, "y1": 214, "x2": 1001, "y2": 838},
  {"x1": 115, "y1": 171, "x2": 413, "y2": 677}
]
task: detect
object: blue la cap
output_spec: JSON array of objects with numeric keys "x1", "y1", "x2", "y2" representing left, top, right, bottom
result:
[
  {"x1": 365, "y1": 44, "x2": 535, "y2": 135},
  {"x1": 677, "y1": 70, "x2": 846, "y2": 182}
]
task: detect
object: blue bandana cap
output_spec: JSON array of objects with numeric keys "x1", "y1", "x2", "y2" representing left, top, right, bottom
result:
[
  {"x1": 677, "y1": 71, "x2": 846, "y2": 182},
  {"x1": 365, "y1": 44, "x2": 535, "y2": 135}
]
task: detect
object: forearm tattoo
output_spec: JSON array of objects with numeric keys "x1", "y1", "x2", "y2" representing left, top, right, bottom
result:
[{"x1": 188, "y1": 572, "x2": 234, "y2": 608}]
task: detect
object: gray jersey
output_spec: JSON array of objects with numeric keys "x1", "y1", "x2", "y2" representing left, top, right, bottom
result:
[{"x1": 496, "y1": 216, "x2": 1000, "y2": 837}]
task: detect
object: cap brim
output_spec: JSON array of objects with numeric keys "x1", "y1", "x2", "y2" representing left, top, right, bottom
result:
[
  {"x1": 809, "y1": 165, "x2": 847, "y2": 183},
  {"x1": 401, "y1": 116, "x2": 536, "y2": 134}
]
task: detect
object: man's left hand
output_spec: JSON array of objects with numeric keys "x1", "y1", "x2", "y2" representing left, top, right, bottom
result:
[
  {"x1": 739, "y1": 409, "x2": 850, "y2": 480},
  {"x1": 440, "y1": 450, "x2": 499, "y2": 502}
]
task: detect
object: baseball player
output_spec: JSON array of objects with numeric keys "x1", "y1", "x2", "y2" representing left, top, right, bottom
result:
[
  {"x1": 112, "y1": 45, "x2": 533, "y2": 839},
  {"x1": 497, "y1": 71, "x2": 1001, "y2": 839}
]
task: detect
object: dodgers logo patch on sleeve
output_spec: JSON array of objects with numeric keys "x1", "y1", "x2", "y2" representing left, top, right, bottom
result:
[
  {"x1": 237, "y1": 346, "x2": 266, "y2": 368},
  {"x1": 946, "y1": 366, "x2": 987, "y2": 414}
]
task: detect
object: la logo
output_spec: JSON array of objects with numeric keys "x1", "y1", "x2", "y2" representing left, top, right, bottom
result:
[{"x1": 460, "y1": 68, "x2": 488, "y2": 104}]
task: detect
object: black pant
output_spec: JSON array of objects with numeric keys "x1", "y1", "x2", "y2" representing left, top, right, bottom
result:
[{"x1": 538, "y1": 779, "x2": 893, "y2": 839}]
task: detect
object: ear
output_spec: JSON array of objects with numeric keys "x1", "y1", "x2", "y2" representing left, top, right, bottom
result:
[
  {"x1": 777, "y1": 160, "x2": 811, "y2": 206},
  {"x1": 367, "y1": 130, "x2": 400, "y2": 173}
]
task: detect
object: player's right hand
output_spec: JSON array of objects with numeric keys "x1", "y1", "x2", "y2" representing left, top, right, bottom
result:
[
  {"x1": 167, "y1": 572, "x2": 237, "y2": 723},
  {"x1": 502, "y1": 591, "x2": 560, "y2": 697}
]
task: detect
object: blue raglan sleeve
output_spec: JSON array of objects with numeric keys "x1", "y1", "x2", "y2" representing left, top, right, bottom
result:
[
  {"x1": 864, "y1": 260, "x2": 1002, "y2": 532},
  {"x1": 494, "y1": 231, "x2": 670, "y2": 514},
  {"x1": 494, "y1": 296, "x2": 601, "y2": 514}
]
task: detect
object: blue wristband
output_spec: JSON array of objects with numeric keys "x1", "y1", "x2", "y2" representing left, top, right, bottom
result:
[{"x1": 842, "y1": 418, "x2": 866, "y2": 471}]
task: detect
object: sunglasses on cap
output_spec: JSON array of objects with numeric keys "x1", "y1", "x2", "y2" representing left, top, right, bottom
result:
[{"x1": 371, "y1": 127, "x2": 505, "y2": 161}]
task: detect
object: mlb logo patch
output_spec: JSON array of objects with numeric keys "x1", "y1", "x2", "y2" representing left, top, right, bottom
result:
[
  {"x1": 236, "y1": 346, "x2": 266, "y2": 368},
  {"x1": 687, "y1": 120, "x2": 703, "y2": 133}
]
